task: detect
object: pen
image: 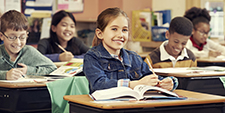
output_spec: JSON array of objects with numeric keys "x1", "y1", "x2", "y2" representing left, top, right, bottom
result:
[{"x1": 55, "y1": 42, "x2": 67, "y2": 52}]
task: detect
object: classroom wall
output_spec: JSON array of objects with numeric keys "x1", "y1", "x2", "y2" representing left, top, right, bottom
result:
[
  {"x1": 73, "y1": 0, "x2": 152, "y2": 21},
  {"x1": 152, "y1": 0, "x2": 186, "y2": 18},
  {"x1": 73, "y1": 0, "x2": 153, "y2": 49},
  {"x1": 73, "y1": 0, "x2": 99, "y2": 21}
]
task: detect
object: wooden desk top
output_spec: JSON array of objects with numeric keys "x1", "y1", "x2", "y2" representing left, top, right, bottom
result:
[
  {"x1": 197, "y1": 57, "x2": 225, "y2": 63},
  {"x1": 0, "y1": 81, "x2": 46, "y2": 88},
  {"x1": 156, "y1": 72, "x2": 225, "y2": 77},
  {"x1": 64, "y1": 89, "x2": 225, "y2": 110},
  {"x1": 153, "y1": 67, "x2": 225, "y2": 77}
]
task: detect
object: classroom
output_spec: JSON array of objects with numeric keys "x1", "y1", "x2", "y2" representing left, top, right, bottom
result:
[{"x1": 1, "y1": 0, "x2": 225, "y2": 113}]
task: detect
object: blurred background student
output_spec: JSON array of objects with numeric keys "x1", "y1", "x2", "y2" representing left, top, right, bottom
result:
[
  {"x1": 27, "y1": 18, "x2": 41, "y2": 44},
  {"x1": 37, "y1": 10, "x2": 90, "y2": 62},
  {"x1": 185, "y1": 7, "x2": 225, "y2": 58}
]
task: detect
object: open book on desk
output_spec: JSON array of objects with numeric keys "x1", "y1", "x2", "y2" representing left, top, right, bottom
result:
[
  {"x1": 90, "y1": 85, "x2": 185, "y2": 101},
  {"x1": 49, "y1": 61, "x2": 83, "y2": 77}
]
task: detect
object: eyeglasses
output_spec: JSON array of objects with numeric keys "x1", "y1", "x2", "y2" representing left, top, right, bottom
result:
[
  {"x1": 1, "y1": 32, "x2": 28, "y2": 41},
  {"x1": 196, "y1": 30, "x2": 210, "y2": 37}
]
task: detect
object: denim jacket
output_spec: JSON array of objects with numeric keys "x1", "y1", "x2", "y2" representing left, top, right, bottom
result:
[{"x1": 83, "y1": 43, "x2": 178, "y2": 94}]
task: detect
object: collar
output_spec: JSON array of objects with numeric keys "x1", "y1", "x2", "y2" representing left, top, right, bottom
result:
[
  {"x1": 160, "y1": 40, "x2": 189, "y2": 61},
  {"x1": 95, "y1": 43, "x2": 131, "y2": 67},
  {"x1": 190, "y1": 36, "x2": 207, "y2": 51}
]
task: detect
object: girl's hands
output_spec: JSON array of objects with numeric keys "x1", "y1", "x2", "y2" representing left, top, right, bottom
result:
[
  {"x1": 157, "y1": 77, "x2": 173, "y2": 91},
  {"x1": 129, "y1": 75, "x2": 174, "y2": 91},
  {"x1": 129, "y1": 74, "x2": 159, "y2": 89},
  {"x1": 59, "y1": 51, "x2": 74, "y2": 62}
]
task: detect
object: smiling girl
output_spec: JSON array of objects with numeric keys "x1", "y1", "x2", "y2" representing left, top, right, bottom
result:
[
  {"x1": 37, "y1": 10, "x2": 89, "y2": 62},
  {"x1": 83, "y1": 7, "x2": 178, "y2": 94}
]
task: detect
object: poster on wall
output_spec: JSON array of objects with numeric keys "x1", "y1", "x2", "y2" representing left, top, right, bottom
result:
[
  {"x1": 132, "y1": 10, "x2": 151, "y2": 42},
  {"x1": 57, "y1": 0, "x2": 84, "y2": 13}
]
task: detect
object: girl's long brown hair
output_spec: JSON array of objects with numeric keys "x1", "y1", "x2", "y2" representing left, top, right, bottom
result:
[{"x1": 92, "y1": 7, "x2": 130, "y2": 47}]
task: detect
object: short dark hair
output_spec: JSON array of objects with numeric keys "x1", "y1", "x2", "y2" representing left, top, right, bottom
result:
[
  {"x1": 169, "y1": 17, "x2": 193, "y2": 36},
  {"x1": 0, "y1": 10, "x2": 29, "y2": 32}
]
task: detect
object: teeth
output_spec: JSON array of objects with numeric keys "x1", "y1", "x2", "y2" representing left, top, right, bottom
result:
[
  {"x1": 175, "y1": 49, "x2": 180, "y2": 52},
  {"x1": 66, "y1": 33, "x2": 70, "y2": 36},
  {"x1": 12, "y1": 45, "x2": 20, "y2": 49}
]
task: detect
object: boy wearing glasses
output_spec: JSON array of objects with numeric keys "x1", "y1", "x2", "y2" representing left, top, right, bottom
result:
[
  {"x1": 144, "y1": 17, "x2": 197, "y2": 68},
  {"x1": 0, "y1": 10, "x2": 56, "y2": 80},
  {"x1": 185, "y1": 7, "x2": 225, "y2": 58}
]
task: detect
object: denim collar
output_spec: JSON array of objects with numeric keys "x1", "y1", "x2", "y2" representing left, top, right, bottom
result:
[{"x1": 95, "y1": 43, "x2": 131, "y2": 67}]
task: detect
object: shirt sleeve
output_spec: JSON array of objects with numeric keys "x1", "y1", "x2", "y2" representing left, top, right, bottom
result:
[
  {"x1": 25, "y1": 46, "x2": 57, "y2": 76},
  {"x1": 117, "y1": 79, "x2": 130, "y2": 87},
  {"x1": 0, "y1": 70, "x2": 7, "y2": 80},
  {"x1": 37, "y1": 39, "x2": 49, "y2": 54},
  {"x1": 74, "y1": 37, "x2": 90, "y2": 54},
  {"x1": 44, "y1": 54, "x2": 60, "y2": 62}
]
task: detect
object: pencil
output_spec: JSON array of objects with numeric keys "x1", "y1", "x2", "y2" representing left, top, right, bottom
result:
[
  {"x1": 146, "y1": 58, "x2": 156, "y2": 75},
  {"x1": 55, "y1": 42, "x2": 67, "y2": 52},
  {"x1": 146, "y1": 58, "x2": 160, "y2": 86}
]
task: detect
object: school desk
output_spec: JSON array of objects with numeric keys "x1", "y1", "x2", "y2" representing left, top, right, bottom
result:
[
  {"x1": 197, "y1": 57, "x2": 225, "y2": 67},
  {"x1": 154, "y1": 67, "x2": 225, "y2": 96},
  {"x1": 0, "y1": 81, "x2": 51, "y2": 113},
  {"x1": 0, "y1": 76, "x2": 89, "y2": 113},
  {"x1": 63, "y1": 89, "x2": 225, "y2": 113}
]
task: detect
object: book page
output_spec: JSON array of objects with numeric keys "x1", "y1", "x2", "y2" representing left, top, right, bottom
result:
[
  {"x1": 133, "y1": 85, "x2": 179, "y2": 98},
  {"x1": 50, "y1": 61, "x2": 83, "y2": 77},
  {"x1": 91, "y1": 87, "x2": 143, "y2": 100}
]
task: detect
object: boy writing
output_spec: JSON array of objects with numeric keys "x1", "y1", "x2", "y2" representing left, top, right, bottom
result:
[
  {"x1": 144, "y1": 17, "x2": 197, "y2": 68},
  {"x1": 0, "y1": 10, "x2": 57, "y2": 80}
]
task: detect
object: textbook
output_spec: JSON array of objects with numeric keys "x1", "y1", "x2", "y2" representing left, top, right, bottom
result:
[
  {"x1": 90, "y1": 85, "x2": 184, "y2": 101},
  {"x1": 49, "y1": 61, "x2": 83, "y2": 77}
]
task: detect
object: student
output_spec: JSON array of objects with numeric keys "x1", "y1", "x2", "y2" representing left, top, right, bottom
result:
[
  {"x1": 37, "y1": 10, "x2": 90, "y2": 62},
  {"x1": 144, "y1": 17, "x2": 197, "y2": 68},
  {"x1": 184, "y1": 7, "x2": 225, "y2": 58},
  {"x1": 83, "y1": 7, "x2": 178, "y2": 94},
  {"x1": 0, "y1": 10, "x2": 57, "y2": 80}
]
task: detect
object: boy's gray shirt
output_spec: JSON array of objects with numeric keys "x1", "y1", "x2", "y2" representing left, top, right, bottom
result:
[{"x1": 0, "y1": 44, "x2": 57, "y2": 80}]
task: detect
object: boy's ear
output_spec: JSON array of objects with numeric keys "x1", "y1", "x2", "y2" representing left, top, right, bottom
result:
[
  {"x1": 165, "y1": 30, "x2": 170, "y2": 39},
  {"x1": 51, "y1": 25, "x2": 56, "y2": 32},
  {"x1": 95, "y1": 28, "x2": 103, "y2": 39},
  {"x1": 192, "y1": 28, "x2": 195, "y2": 35}
]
